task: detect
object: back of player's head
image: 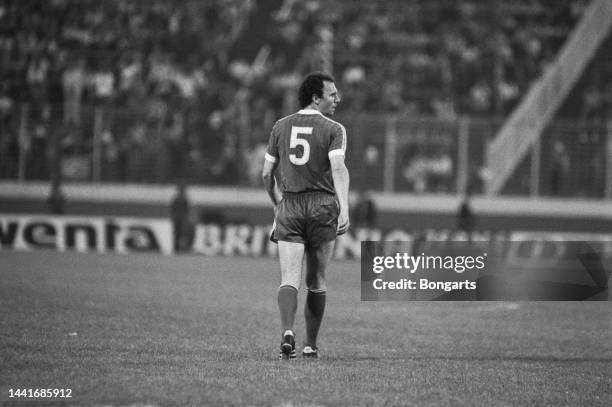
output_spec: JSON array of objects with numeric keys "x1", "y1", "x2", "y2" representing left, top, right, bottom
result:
[{"x1": 298, "y1": 71, "x2": 336, "y2": 108}]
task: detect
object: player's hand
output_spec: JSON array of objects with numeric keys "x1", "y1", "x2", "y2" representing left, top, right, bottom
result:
[{"x1": 337, "y1": 210, "x2": 349, "y2": 236}]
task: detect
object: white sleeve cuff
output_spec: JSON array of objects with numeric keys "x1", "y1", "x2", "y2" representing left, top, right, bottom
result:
[
  {"x1": 328, "y1": 149, "x2": 345, "y2": 158},
  {"x1": 265, "y1": 153, "x2": 278, "y2": 163}
]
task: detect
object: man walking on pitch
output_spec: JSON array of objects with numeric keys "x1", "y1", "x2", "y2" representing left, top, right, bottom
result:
[{"x1": 262, "y1": 71, "x2": 350, "y2": 360}]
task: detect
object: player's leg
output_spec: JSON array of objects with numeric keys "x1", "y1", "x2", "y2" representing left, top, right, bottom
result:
[
  {"x1": 277, "y1": 240, "x2": 305, "y2": 358},
  {"x1": 278, "y1": 240, "x2": 305, "y2": 331},
  {"x1": 303, "y1": 240, "x2": 335, "y2": 354}
]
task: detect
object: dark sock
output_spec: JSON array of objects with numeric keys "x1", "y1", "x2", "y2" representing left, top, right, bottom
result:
[
  {"x1": 278, "y1": 285, "x2": 298, "y2": 333},
  {"x1": 304, "y1": 290, "x2": 326, "y2": 347}
]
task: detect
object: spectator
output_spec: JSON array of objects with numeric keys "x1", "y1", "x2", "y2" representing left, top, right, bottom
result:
[
  {"x1": 352, "y1": 189, "x2": 378, "y2": 228},
  {"x1": 91, "y1": 60, "x2": 116, "y2": 103},
  {"x1": 549, "y1": 140, "x2": 570, "y2": 196},
  {"x1": 26, "y1": 55, "x2": 50, "y2": 119},
  {"x1": 0, "y1": 80, "x2": 14, "y2": 125},
  {"x1": 162, "y1": 111, "x2": 186, "y2": 181},
  {"x1": 456, "y1": 195, "x2": 477, "y2": 241},
  {"x1": 170, "y1": 181, "x2": 193, "y2": 252},
  {"x1": 174, "y1": 61, "x2": 207, "y2": 103},
  {"x1": 47, "y1": 178, "x2": 66, "y2": 215},
  {"x1": 27, "y1": 123, "x2": 49, "y2": 180},
  {"x1": 62, "y1": 57, "x2": 86, "y2": 125},
  {"x1": 402, "y1": 148, "x2": 429, "y2": 193},
  {"x1": 428, "y1": 147, "x2": 454, "y2": 192},
  {"x1": 117, "y1": 52, "x2": 143, "y2": 98}
]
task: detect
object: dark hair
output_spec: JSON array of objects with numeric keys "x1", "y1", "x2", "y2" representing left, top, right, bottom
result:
[{"x1": 298, "y1": 71, "x2": 336, "y2": 108}]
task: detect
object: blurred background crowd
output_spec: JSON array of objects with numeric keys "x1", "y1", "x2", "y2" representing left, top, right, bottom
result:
[{"x1": 0, "y1": 0, "x2": 610, "y2": 197}]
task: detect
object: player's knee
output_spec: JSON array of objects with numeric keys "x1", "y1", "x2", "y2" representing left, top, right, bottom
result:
[{"x1": 305, "y1": 273, "x2": 321, "y2": 289}]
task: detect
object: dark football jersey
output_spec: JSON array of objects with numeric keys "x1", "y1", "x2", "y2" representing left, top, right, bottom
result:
[{"x1": 265, "y1": 109, "x2": 346, "y2": 194}]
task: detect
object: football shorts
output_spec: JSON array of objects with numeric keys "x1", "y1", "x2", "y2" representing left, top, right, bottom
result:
[{"x1": 270, "y1": 191, "x2": 339, "y2": 247}]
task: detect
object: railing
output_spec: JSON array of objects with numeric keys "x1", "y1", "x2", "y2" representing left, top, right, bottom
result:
[
  {"x1": 486, "y1": 0, "x2": 612, "y2": 194},
  {"x1": 0, "y1": 103, "x2": 610, "y2": 199}
]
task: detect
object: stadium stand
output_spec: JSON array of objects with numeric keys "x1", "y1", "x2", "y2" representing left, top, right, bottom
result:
[{"x1": 0, "y1": 0, "x2": 608, "y2": 197}]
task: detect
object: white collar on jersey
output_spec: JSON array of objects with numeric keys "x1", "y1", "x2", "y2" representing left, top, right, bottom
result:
[{"x1": 298, "y1": 108, "x2": 323, "y2": 115}]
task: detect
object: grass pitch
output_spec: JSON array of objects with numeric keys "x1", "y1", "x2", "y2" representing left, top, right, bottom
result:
[{"x1": 1, "y1": 250, "x2": 611, "y2": 406}]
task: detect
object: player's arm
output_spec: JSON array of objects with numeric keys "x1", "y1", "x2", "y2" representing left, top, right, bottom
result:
[
  {"x1": 263, "y1": 124, "x2": 282, "y2": 208},
  {"x1": 330, "y1": 155, "x2": 350, "y2": 235},
  {"x1": 262, "y1": 158, "x2": 282, "y2": 207}
]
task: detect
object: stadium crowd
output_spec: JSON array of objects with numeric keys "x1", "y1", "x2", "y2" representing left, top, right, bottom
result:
[
  {"x1": 334, "y1": 0, "x2": 590, "y2": 117},
  {"x1": 0, "y1": 0, "x2": 607, "y2": 195}
]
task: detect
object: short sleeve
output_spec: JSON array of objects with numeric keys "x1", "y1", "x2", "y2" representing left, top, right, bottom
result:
[
  {"x1": 265, "y1": 122, "x2": 280, "y2": 163},
  {"x1": 328, "y1": 123, "x2": 346, "y2": 159}
]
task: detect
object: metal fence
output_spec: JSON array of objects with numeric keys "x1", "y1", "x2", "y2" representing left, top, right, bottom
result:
[
  {"x1": 341, "y1": 113, "x2": 611, "y2": 199},
  {"x1": 0, "y1": 103, "x2": 610, "y2": 199}
]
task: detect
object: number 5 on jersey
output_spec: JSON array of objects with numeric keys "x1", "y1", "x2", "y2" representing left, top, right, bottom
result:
[{"x1": 289, "y1": 126, "x2": 312, "y2": 165}]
